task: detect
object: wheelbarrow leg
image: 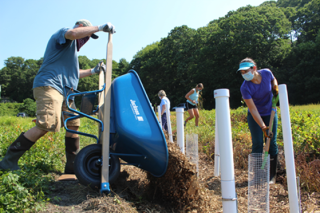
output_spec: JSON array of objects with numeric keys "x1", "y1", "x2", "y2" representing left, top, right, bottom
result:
[{"x1": 100, "y1": 32, "x2": 113, "y2": 194}]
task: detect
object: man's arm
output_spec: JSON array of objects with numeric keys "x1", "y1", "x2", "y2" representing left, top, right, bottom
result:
[
  {"x1": 79, "y1": 61, "x2": 106, "y2": 78},
  {"x1": 65, "y1": 26, "x2": 99, "y2": 40},
  {"x1": 79, "y1": 69, "x2": 92, "y2": 78}
]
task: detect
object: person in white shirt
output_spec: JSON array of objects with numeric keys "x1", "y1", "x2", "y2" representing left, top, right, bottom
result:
[{"x1": 158, "y1": 90, "x2": 170, "y2": 132}]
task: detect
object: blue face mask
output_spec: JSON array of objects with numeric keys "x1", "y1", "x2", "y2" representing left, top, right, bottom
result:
[{"x1": 242, "y1": 70, "x2": 254, "y2": 81}]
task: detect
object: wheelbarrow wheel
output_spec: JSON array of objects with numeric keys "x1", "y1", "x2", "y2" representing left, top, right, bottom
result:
[{"x1": 74, "y1": 144, "x2": 120, "y2": 189}]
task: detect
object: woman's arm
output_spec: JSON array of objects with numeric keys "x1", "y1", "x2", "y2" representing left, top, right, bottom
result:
[
  {"x1": 161, "y1": 104, "x2": 166, "y2": 115},
  {"x1": 271, "y1": 76, "x2": 278, "y2": 88},
  {"x1": 244, "y1": 98, "x2": 266, "y2": 128},
  {"x1": 185, "y1": 89, "x2": 196, "y2": 104}
]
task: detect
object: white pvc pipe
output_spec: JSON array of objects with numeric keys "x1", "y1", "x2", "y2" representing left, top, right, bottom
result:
[
  {"x1": 214, "y1": 89, "x2": 237, "y2": 213},
  {"x1": 279, "y1": 84, "x2": 300, "y2": 213},
  {"x1": 176, "y1": 108, "x2": 185, "y2": 154},
  {"x1": 157, "y1": 105, "x2": 162, "y2": 127},
  {"x1": 214, "y1": 108, "x2": 220, "y2": 177},
  {"x1": 165, "y1": 104, "x2": 173, "y2": 143}
]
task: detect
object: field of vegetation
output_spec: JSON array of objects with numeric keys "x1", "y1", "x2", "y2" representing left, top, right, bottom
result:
[{"x1": 0, "y1": 104, "x2": 319, "y2": 212}]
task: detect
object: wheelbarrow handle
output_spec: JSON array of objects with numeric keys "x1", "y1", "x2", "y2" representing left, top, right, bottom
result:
[{"x1": 101, "y1": 32, "x2": 113, "y2": 194}]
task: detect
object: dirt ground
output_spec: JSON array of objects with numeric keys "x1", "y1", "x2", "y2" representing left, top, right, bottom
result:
[{"x1": 41, "y1": 143, "x2": 320, "y2": 213}]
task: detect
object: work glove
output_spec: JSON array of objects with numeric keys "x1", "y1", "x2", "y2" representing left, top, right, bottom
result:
[
  {"x1": 98, "y1": 22, "x2": 115, "y2": 34},
  {"x1": 261, "y1": 126, "x2": 271, "y2": 138},
  {"x1": 272, "y1": 85, "x2": 279, "y2": 97},
  {"x1": 91, "y1": 61, "x2": 106, "y2": 75}
]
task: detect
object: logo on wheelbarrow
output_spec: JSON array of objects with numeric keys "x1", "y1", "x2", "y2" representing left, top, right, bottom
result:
[{"x1": 130, "y1": 99, "x2": 144, "y2": 121}]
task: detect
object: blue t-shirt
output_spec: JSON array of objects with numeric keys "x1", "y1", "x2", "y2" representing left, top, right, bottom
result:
[
  {"x1": 187, "y1": 89, "x2": 199, "y2": 106},
  {"x1": 33, "y1": 28, "x2": 79, "y2": 95},
  {"x1": 240, "y1": 69, "x2": 274, "y2": 116}
]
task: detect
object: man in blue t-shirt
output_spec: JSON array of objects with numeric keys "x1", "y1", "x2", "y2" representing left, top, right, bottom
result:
[{"x1": 0, "y1": 19, "x2": 115, "y2": 174}]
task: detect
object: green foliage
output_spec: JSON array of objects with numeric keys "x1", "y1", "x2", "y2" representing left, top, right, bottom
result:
[
  {"x1": 0, "y1": 116, "x2": 98, "y2": 212},
  {"x1": 18, "y1": 98, "x2": 36, "y2": 117},
  {"x1": 0, "y1": 103, "x2": 22, "y2": 116},
  {"x1": 0, "y1": 57, "x2": 40, "y2": 102},
  {"x1": 0, "y1": 170, "x2": 48, "y2": 212},
  {"x1": 294, "y1": 0, "x2": 320, "y2": 43},
  {"x1": 0, "y1": 104, "x2": 318, "y2": 211},
  {"x1": 129, "y1": 3, "x2": 295, "y2": 109},
  {"x1": 288, "y1": 108, "x2": 320, "y2": 153},
  {"x1": 277, "y1": 0, "x2": 312, "y2": 8}
]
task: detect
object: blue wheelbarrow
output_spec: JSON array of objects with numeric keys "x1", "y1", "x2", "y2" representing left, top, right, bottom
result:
[
  {"x1": 62, "y1": 33, "x2": 168, "y2": 193},
  {"x1": 63, "y1": 70, "x2": 168, "y2": 192}
]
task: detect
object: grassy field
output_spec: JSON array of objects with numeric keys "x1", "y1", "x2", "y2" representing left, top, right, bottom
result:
[{"x1": 0, "y1": 104, "x2": 319, "y2": 212}]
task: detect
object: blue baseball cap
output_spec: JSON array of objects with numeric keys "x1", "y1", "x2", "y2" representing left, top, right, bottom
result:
[{"x1": 237, "y1": 62, "x2": 254, "y2": 72}]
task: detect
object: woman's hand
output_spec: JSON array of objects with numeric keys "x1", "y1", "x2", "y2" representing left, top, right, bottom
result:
[{"x1": 261, "y1": 126, "x2": 271, "y2": 138}]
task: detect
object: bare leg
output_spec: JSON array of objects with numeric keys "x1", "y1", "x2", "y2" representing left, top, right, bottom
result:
[
  {"x1": 185, "y1": 109, "x2": 195, "y2": 123},
  {"x1": 24, "y1": 126, "x2": 48, "y2": 142},
  {"x1": 65, "y1": 126, "x2": 79, "y2": 138},
  {"x1": 194, "y1": 108, "x2": 200, "y2": 126}
]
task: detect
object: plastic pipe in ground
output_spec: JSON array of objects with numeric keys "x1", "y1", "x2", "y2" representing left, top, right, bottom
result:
[
  {"x1": 157, "y1": 105, "x2": 162, "y2": 127},
  {"x1": 214, "y1": 89, "x2": 237, "y2": 213},
  {"x1": 279, "y1": 84, "x2": 300, "y2": 213},
  {"x1": 165, "y1": 104, "x2": 173, "y2": 143},
  {"x1": 214, "y1": 107, "x2": 220, "y2": 177},
  {"x1": 176, "y1": 108, "x2": 185, "y2": 154}
]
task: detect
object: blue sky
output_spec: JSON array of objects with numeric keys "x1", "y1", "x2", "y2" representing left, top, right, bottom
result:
[{"x1": 0, "y1": 0, "x2": 269, "y2": 69}]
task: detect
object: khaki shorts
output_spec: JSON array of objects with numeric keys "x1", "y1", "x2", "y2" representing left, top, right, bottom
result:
[{"x1": 33, "y1": 86, "x2": 80, "y2": 132}]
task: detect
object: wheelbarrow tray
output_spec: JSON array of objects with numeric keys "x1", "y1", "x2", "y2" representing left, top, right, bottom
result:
[{"x1": 110, "y1": 70, "x2": 168, "y2": 177}]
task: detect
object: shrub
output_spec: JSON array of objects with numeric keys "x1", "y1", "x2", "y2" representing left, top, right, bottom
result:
[
  {"x1": 0, "y1": 103, "x2": 22, "y2": 116},
  {"x1": 19, "y1": 98, "x2": 37, "y2": 117}
]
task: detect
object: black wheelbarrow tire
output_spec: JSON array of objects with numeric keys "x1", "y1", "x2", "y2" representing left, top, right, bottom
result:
[{"x1": 74, "y1": 144, "x2": 120, "y2": 189}]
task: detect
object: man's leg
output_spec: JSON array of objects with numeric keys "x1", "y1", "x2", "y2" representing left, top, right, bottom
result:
[
  {"x1": 0, "y1": 127, "x2": 47, "y2": 170},
  {"x1": 0, "y1": 86, "x2": 60, "y2": 171},
  {"x1": 62, "y1": 100, "x2": 81, "y2": 174},
  {"x1": 24, "y1": 126, "x2": 48, "y2": 142}
]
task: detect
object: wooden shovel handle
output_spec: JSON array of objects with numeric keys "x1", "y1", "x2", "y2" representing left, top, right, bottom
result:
[{"x1": 264, "y1": 107, "x2": 276, "y2": 153}]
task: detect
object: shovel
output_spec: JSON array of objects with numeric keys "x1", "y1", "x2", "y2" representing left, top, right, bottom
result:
[{"x1": 261, "y1": 95, "x2": 279, "y2": 169}]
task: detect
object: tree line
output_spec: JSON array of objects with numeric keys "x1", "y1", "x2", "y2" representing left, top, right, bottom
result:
[{"x1": 1, "y1": 0, "x2": 320, "y2": 110}]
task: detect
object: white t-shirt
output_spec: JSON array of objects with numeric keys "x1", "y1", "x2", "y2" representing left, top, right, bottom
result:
[{"x1": 160, "y1": 97, "x2": 170, "y2": 114}]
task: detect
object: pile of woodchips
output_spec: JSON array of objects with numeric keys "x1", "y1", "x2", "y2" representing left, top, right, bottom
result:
[{"x1": 147, "y1": 142, "x2": 211, "y2": 212}]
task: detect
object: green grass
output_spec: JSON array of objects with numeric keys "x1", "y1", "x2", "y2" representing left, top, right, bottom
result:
[
  {"x1": 0, "y1": 104, "x2": 319, "y2": 212},
  {"x1": 291, "y1": 103, "x2": 320, "y2": 111},
  {"x1": 0, "y1": 116, "x2": 99, "y2": 212}
]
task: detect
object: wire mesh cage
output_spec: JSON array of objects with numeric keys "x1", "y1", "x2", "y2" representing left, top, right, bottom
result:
[
  {"x1": 248, "y1": 153, "x2": 270, "y2": 213},
  {"x1": 186, "y1": 134, "x2": 199, "y2": 177}
]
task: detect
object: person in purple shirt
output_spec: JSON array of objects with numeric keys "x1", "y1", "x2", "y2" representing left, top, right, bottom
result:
[
  {"x1": 0, "y1": 19, "x2": 115, "y2": 175},
  {"x1": 237, "y1": 57, "x2": 279, "y2": 183}
]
